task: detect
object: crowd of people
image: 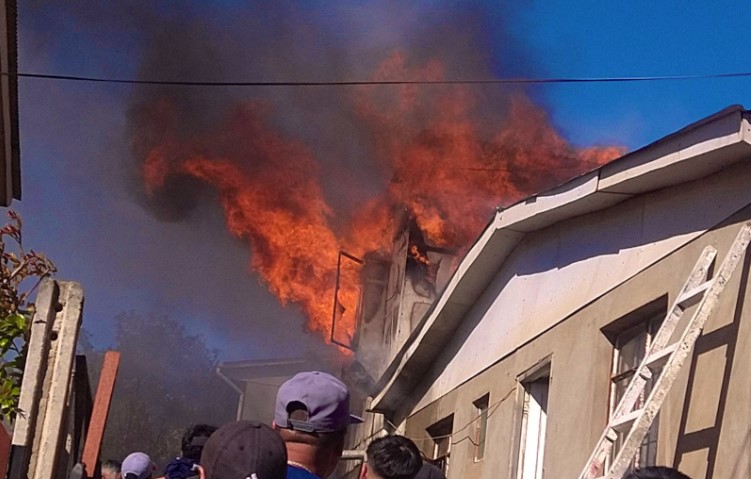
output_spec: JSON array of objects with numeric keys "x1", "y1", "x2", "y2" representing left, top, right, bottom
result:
[{"x1": 98, "y1": 371, "x2": 692, "y2": 479}]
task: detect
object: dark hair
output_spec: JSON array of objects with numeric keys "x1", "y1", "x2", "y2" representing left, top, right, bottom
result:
[
  {"x1": 624, "y1": 466, "x2": 692, "y2": 479},
  {"x1": 181, "y1": 424, "x2": 218, "y2": 461},
  {"x1": 366, "y1": 435, "x2": 423, "y2": 479},
  {"x1": 102, "y1": 460, "x2": 121, "y2": 473}
]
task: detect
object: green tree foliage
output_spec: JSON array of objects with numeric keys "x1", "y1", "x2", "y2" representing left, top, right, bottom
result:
[
  {"x1": 83, "y1": 312, "x2": 237, "y2": 468},
  {"x1": 0, "y1": 212, "x2": 56, "y2": 419}
]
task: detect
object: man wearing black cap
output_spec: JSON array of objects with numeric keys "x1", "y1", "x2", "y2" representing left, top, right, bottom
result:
[
  {"x1": 273, "y1": 371, "x2": 363, "y2": 479},
  {"x1": 200, "y1": 420, "x2": 287, "y2": 479}
]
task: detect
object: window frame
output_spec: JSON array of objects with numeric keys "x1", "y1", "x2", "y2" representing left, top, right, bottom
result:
[
  {"x1": 427, "y1": 414, "x2": 454, "y2": 475},
  {"x1": 510, "y1": 357, "x2": 552, "y2": 479},
  {"x1": 473, "y1": 393, "x2": 490, "y2": 462},
  {"x1": 604, "y1": 300, "x2": 667, "y2": 471}
]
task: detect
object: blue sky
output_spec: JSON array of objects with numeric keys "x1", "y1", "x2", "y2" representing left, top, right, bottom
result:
[
  {"x1": 13, "y1": 2, "x2": 751, "y2": 360},
  {"x1": 510, "y1": 2, "x2": 751, "y2": 147}
]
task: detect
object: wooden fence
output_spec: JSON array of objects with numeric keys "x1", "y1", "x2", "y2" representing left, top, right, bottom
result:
[{"x1": 0, "y1": 279, "x2": 120, "y2": 479}]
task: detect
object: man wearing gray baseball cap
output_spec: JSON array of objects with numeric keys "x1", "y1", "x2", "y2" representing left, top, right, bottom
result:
[{"x1": 273, "y1": 371, "x2": 363, "y2": 479}]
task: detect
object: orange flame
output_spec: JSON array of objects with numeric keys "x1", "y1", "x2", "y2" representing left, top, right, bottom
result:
[
  {"x1": 350, "y1": 52, "x2": 623, "y2": 249},
  {"x1": 138, "y1": 53, "x2": 624, "y2": 345},
  {"x1": 408, "y1": 245, "x2": 430, "y2": 266}
]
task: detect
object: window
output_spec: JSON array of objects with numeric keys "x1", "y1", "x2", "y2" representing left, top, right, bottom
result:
[
  {"x1": 517, "y1": 374, "x2": 550, "y2": 479},
  {"x1": 609, "y1": 312, "x2": 663, "y2": 469},
  {"x1": 473, "y1": 394, "x2": 490, "y2": 461},
  {"x1": 427, "y1": 415, "x2": 454, "y2": 475}
]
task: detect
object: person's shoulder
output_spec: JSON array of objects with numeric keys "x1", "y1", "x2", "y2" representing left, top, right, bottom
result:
[
  {"x1": 415, "y1": 463, "x2": 447, "y2": 479},
  {"x1": 285, "y1": 465, "x2": 321, "y2": 479}
]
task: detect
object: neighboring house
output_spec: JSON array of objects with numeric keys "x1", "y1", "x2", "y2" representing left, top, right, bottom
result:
[
  {"x1": 216, "y1": 356, "x2": 341, "y2": 423},
  {"x1": 344, "y1": 105, "x2": 751, "y2": 479},
  {"x1": 0, "y1": 0, "x2": 19, "y2": 206}
]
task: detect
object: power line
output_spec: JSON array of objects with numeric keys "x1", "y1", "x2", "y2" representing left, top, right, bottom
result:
[{"x1": 2, "y1": 70, "x2": 751, "y2": 87}]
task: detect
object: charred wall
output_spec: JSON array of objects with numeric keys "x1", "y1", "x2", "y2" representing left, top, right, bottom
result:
[{"x1": 354, "y1": 213, "x2": 456, "y2": 383}]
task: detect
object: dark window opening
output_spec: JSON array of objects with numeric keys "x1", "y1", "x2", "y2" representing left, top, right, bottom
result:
[
  {"x1": 427, "y1": 414, "x2": 454, "y2": 475},
  {"x1": 609, "y1": 310, "x2": 665, "y2": 470}
]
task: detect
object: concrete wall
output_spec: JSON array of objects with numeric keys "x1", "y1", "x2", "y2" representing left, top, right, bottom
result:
[
  {"x1": 355, "y1": 221, "x2": 455, "y2": 382},
  {"x1": 404, "y1": 208, "x2": 751, "y2": 478}
]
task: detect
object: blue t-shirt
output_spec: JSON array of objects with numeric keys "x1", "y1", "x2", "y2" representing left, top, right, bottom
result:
[{"x1": 286, "y1": 464, "x2": 321, "y2": 479}]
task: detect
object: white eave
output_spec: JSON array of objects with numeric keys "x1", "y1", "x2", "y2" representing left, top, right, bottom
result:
[
  {"x1": 371, "y1": 105, "x2": 751, "y2": 415},
  {"x1": 216, "y1": 355, "x2": 341, "y2": 382}
]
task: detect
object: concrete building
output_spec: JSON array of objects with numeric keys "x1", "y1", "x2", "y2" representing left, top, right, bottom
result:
[{"x1": 345, "y1": 105, "x2": 751, "y2": 479}]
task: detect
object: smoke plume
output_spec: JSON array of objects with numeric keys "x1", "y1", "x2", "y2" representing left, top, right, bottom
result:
[{"x1": 24, "y1": 1, "x2": 623, "y2": 346}]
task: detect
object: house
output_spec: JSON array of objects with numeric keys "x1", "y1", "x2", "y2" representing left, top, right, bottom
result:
[
  {"x1": 216, "y1": 355, "x2": 342, "y2": 423},
  {"x1": 345, "y1": 105, "x2": 751, "y2": 479}
]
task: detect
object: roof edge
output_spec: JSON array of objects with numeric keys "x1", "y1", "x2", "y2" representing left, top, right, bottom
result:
[{"x1": 371, "y1": 105, "x2": 751, "y2": 415}]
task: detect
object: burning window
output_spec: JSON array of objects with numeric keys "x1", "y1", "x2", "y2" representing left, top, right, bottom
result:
[
  {"x1": 378, "y1": 216, "x2": 456, "y2": 352},
  {"x1": 330, "y1": 251, "x2": 364, "y2": 350},
  {"x1": 405, "y1": 221, "x2": 449, "y2": 298},
  {"x1": 609, "y1": 312, "x2": 664, "y2": 470}
]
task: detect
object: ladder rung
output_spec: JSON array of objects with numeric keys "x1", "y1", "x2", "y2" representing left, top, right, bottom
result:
[
  {"x1": 611, "y1": 408, "x2": 643, "y2": 433},
  {"x1": 644, "y1": 343, "x2": 678, "y2": 370},
  {"x1": 578, "y1": 226, "x2": 751, "y2": 479},
  {"x1": 676, "y1": 280, "x2": 713, "y2": 307}
]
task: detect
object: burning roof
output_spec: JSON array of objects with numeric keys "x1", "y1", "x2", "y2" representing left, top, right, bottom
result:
[{"x1": 135, "y1": 53, "x2": 622, "y2": 345}]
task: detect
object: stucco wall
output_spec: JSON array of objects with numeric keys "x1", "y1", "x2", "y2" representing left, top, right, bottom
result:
[{"x1": 404, "y1": 211, "x2": 751, "y2": 479}]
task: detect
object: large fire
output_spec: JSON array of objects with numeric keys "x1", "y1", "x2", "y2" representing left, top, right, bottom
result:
[{"x1": 139, "y1": 53, "x2": 623, "y2": 346}]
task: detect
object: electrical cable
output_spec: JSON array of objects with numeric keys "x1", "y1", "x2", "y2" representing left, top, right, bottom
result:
[
  {"x1": 334, "y1": 385, "x2": 517, "y2": 479},
  {"x1": 3, "y1": 70, "x2": 751, "y2": 87},
  {"x1": 355, "y1": 386, "x2": 516, "y2": 448}
]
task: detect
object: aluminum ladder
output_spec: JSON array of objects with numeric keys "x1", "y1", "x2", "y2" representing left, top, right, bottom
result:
[{"x1": 578, "y1": 221, "x2": 751, "y2": 479}]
